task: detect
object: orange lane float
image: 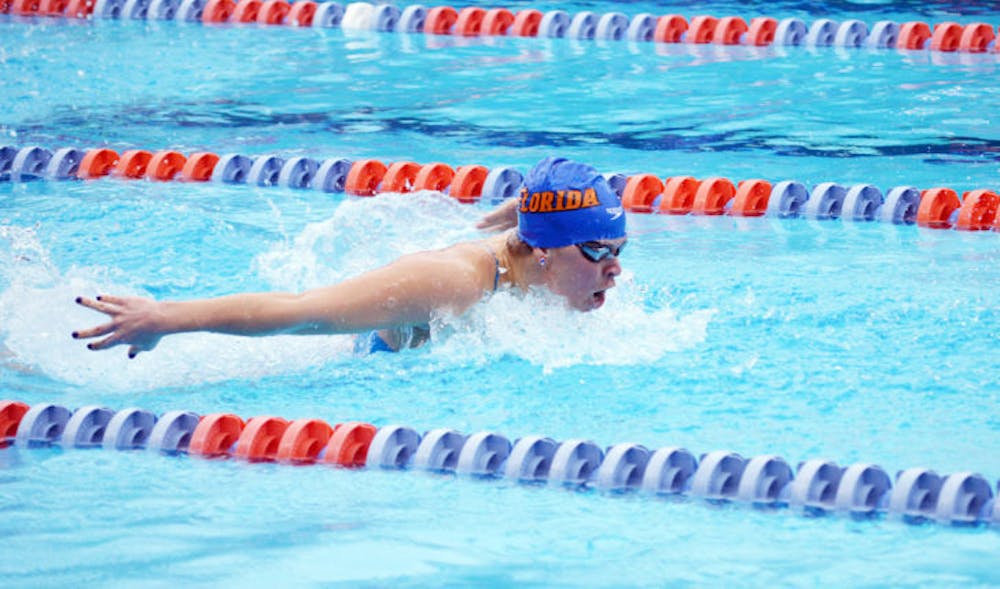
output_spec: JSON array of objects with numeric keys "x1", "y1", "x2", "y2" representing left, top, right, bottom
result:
[
  {"x1": 202, "y1": 0, "x2": 234, "y2": 23},
  {"x1": 654, "y1": 15, "x2": 688, "y2": 42},
  {"x1": 730, "y1": 179, "x2": 773, "y2": 217},
  {"x1": 481, "y1": 8, "x2": 514, "y2": 36},
  {"x1": 256, "y1": 0, "x2": 289, "y2": 25},
  {"x1": 38, "y1": 0, "x2": 68, "y2": 15},
  {"x1": 659, "y1": 176, "x2": 700, "y2": 214},
  {"x1": 234, "y1": 416, "x2": 290, "y2": 461},
  {"x1": 189, "y1": 413, "x2": 245, "y2": 457},
  {"x1": 381, "y1": 161, "x2": 422, "y2": 193},
  {"x1": 286, "y1": 0, "x2": 315, "y2": 26},
  {"x1": 276, "y1": 418, "x2": 334, "y2": 462},
  {"x1": 713, "y1": 16, "x2": 748, "y2": 45},
  {"x1": 510, "y1": 9, "x2": 542, "y2": 37},
  {"x1": 0, "y1": 400, "x2": 30, "y2": 447},
  {"x1": 958, "y1": 23, "x2": 995, "y2": 53},
  {"x1": 917, "y1": 187, "x2": 961, "y2": 229},
  {"x1": 11, "y1": 0, "x2": 40, "y2": 15},
  {"x1": 413, "y1": 162, "x2": 455, "y2": 192},
  {"x1": 322, "y1": 422, "x2": 377, "y2": 468},
  {"x1": 450, "y1": 164, "x2": 489, "y2": 203},
  {"x1": 424, "y1": 5, "x2": 458, "y2": 35},
  {"x1": 897, "y1": 21, "x2": 932, "y2": 50},
  {"x1": 76, "y1": 148, "x2": 119, "y2": 179},
  {"x1": 621, "y1": 174, "x2": 665, "y2": 213},
  {"x1": 146, "y1": 150, "x2": 187, "y2": 181},
  {"x1": 115, "y1": 150, "x2": 153, "y2": 178},
  {"x1": 955, "y1": 189, "x2": 999, "y2": 231},
  {"x1": 63, "y1": 0, "x2": 93, "y2": 18},
  {"x1": 454, "y1": 6, "x2": 485, "y2": 36},
  {"x1": 692, "y1": 177, "x2": 737, "y2": 215},
  {"x1": 686, "y1": 15, "x2": 719, "y2": 44},
  {"x1": 345, "y1": 159, "x2": 388, "y2": 196},
  {"x1": 746, "y1": 17, "x2": 777, "y2": 46},
  {"x1": 930, "y1": 22, "x2": 963, "y2": 52},
  {"x1": 231, "y1": 0, "x2": 261, "y2": 22},
  {"x1": 181, "y1": 152, "x2": 220, "y2": 181}
]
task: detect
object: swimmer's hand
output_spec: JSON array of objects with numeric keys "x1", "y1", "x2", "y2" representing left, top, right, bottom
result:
[
  {"x1": 72, "y1": 295, "x2": 165, "y2": 359},
  {"x1": 476, "y1": 197, "x2": 518, "y2": 233}
]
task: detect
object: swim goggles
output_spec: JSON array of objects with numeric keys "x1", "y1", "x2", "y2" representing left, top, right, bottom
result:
[{"x1": 576, "y1": 240, "x2": 626, "y2": 263}]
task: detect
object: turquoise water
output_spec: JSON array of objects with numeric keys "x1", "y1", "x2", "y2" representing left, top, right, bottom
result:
[{"x1": 2, "y1": 3, "x2": 1000, "y2": 586}]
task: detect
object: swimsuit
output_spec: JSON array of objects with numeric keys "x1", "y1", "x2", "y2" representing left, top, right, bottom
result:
[{"x1": 355, "y1": 245, "x2": 501, "y2": 355}]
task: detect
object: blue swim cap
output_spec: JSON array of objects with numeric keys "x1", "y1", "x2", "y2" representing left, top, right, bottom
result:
[{"x1": 516, "y1": 157, "x2": 627, "y2": 249}]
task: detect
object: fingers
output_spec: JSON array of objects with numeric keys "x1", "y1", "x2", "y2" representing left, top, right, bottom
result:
[
  {"x1": 71, "y1": 322, "x2": 116, "y2": 340},
  {"x1": 75, "y1": 295, "x2": 120, "y2": 315},
  {"x1": 128, "y1": 346, "x2": 139, "y2": 359},
  {"x1": 85, "y1": 333, "x2": 122, "y2": 351}
]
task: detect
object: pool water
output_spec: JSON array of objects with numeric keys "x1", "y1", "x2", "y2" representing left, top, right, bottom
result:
[{"x1": 2, "y1": 1, "x2": 1000, "y2": 586}]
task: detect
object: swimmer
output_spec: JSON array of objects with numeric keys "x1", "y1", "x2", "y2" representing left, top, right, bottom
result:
[{"x1": 72, "y1": 157, "x2": 627, "y2": 357}]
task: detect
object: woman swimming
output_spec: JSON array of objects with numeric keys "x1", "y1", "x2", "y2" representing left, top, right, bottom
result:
[{"x1": 72, "y1": 157, "x2": 628, "y2": 357}]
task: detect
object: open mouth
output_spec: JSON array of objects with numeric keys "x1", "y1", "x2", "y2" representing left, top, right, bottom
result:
[{"x1": 591, "y1": 290, "x2": 606, "y2": 309}]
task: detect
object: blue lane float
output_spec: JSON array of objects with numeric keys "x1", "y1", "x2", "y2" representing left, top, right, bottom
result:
[{"x1": 1, "y1": 400, "x2": 997, "y2": 528}]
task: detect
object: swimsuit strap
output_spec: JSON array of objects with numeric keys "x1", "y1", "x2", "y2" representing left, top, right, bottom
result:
[{"x1": 480, "y1": 244, "x2": 501, "y2": 292}]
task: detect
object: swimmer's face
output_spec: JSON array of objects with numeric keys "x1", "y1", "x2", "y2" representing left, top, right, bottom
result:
[{"x1": 542, "y1": 238, "x2": 625, "y2": 312}]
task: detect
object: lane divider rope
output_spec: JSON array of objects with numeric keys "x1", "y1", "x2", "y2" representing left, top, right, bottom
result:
[
  {"x1": 1, "y1": 400, "x2": 997, "y2": 527},
  {"x1": 2, "y1": 144, "x2": 999, "y2": 233},
  {"x1": 1, "y1": 1, "x2": 998, "y2": 56}
]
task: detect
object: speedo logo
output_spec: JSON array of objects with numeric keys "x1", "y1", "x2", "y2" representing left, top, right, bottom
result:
[{"x1": 519, "y1": 187, "x2": 602, "y2": 213}]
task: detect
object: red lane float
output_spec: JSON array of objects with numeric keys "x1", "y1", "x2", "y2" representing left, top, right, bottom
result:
[
  {"x1": 897, "y1": 21, "x2": 932, "y2": 50},
  {"x1": 917, "y1": 188, "x2": 961, "y2": 229},
  {"x1": 231, "y1": 0, "x2": 261, "y2": 22},
  {"x1": 713, "y1": 17, "x2": 748, "y2": 45},
  {"x1": 621, "y1": 174, "x2": 664, "y2": 213},
  {"x1": 345, "y1": 159, "x2": 388, "y2": 196},
  {"x1": 654, "y1": 15, "x2": 688, "y2": 43},
  {"x1": 322, "y1": 422, "x2": 377, "y2": 467},
  {"x1": 257, "y1": 0, "x2": 289, "y2": 25},
  {"x1": 77, "y1": 148, "x2": 119, "y2": 179},
  {"x1": 11, "y1": 0, "x2": 40, "y2": 16},
  {"x1": 146, "y1": 150, "x2": 187, "y2": 181},
  {"x1": 202, "y1": 0, "x2": 234, "y2": 23},
  {"x1": 286, "y1": 0, "x2": 315, "y2": 26},
  {"x1": 424, "y1": 5, "x2": 458, "y2": 35},
  {"x1": 189, "y1": 413, "x2": 245, "y2": 457},
  {"x1": 692, "y1": 177, "x2": 737, "y2": 215},
  {"x1": 181, "y1": 152, "x2": 220, "y2": 181},
  {"x1": 414, "y1": 162, "x2": 455, "y2": 192},
  {"x1": 746, "y1": 17, "x2": 777, "y2": 46},
  {"x1": 959, "y1": 23, "x2": 995, "y2": 53},
  {"x1": 730, "y1": 179, "x2": 773, "y2": 217},
  {"x1": 955, "y1": 189, "x2": 999, "y2": 231},
  {"x1": 276, "y1": 418, "x2": 333, "y2": 462},
  {"x1": 0, "y1": 400, "x2": 30, "y2": 447},
  {"x1": 115, "y1": 150, "x2": 153, "y2": 179},
  {"x1": 686, "y1": 15, "x2": 719, "y2": 44},
  {"x1": 454, "y1": 6, "x2": 485, "y2": 36},
  {"x1": 450, "y1": 164, "x2": 488, "y2": 203},
  {"x1": 510, "y1": 9, "x2": 541, "y2": 37},
  {"x1": 63, "y1": 0, "x2": 93, "y2": 18},
  {"x1": 38, "y1": 0, "x2": 68, "y2": 15},
  {"x1": 659, "y1": 176, "x2": 699, "y2": 214},
  {"x1": 930, "y1": 22, "x2": 963, "y2": 52},
  {"x1": 481, "y1": 8, "x2": 514, "y2": 36},
  {"x1": 381, "y1": 161, "x2": 421, "y2": 193},
  {"x1": 234, "y1": 415, "x2": 289, "y2": 461}
]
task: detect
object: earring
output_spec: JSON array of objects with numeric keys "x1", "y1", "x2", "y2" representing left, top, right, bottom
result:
[{"x1": 539, "y1": 256, "x2": 547, "y2": 267}]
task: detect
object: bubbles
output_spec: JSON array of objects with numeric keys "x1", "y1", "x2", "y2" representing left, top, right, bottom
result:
[
  {"x1": 430, "y1": 273, "x2": 713, "y2": 372},
  {"x1": 255, "y1": 190, "x2": 479, "y2": 290}
]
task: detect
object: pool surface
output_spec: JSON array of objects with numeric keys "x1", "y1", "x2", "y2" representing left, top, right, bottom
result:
[{"x1": 2, "y1": 1, "x2": 999, "y2": 586}]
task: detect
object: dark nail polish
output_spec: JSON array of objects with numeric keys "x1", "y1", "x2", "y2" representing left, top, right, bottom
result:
[
  {"x1": 96, "y1": 295, "x2": 103, "y2": 301},
  {"x1": 75, "y1": 297, "x2": 82, "y2": 304},
  {"x1": 86, "y1": 343, "x2": 95, "y2": 350},
  {"x1": 128, "y1": 352, "x2": 136, "y2": 359},
  {"x1": 71, "y1": 332, "x2": 79, "y2": 339}
]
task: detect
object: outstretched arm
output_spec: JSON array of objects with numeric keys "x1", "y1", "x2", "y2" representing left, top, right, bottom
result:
[
  {"x1": 73, "y1": 246, "x2": 490, "y2": 357},
  {"x1": 476, "y1": 197, "x2": 519, "y2": 233}
]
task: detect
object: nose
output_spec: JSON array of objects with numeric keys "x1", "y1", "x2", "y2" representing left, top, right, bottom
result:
[{"x1": 604, "y1": 257, "x2": 622, "y2": 279}]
